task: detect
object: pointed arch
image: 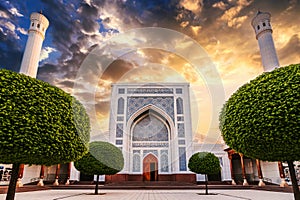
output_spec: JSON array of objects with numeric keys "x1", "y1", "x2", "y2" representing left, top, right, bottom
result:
[
  {"x1": 132, "y1": 110, "x2": 168, "y2": 141},
  {"x1": 127, "y1": 104, "x2": 174, "y2": 133}
]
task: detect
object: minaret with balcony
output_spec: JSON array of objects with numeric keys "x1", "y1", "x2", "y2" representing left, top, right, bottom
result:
[
  {"x1": 19, "y1": 12, "x2": 49, "y2": 77},
  {"x1": 251, "y1": 11, "x2": 279, "y2": 71}
]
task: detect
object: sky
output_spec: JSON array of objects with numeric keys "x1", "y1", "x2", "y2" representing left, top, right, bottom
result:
[{"x1": 1, "y1": 0, "x2": 300, "y2": 144}]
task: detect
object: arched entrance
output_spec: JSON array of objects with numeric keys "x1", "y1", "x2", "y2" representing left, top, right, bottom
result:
[{"x1": 143, "y1": 154, "x2": 158, "y2": 181}]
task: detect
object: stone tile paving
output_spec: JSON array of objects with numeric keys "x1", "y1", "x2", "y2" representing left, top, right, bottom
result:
[{"x1": 0, "y1": 189, "x2": 293, "y2": 200}]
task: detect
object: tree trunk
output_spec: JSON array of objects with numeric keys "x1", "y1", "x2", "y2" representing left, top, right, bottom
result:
[
  {"x1": 205, "y1": 174, "x2": 208, "y2": 195},
  {"x1": 95, "y1": 174, "x2": 99, "y2": 195},
  {"x1": 287, "y1": 161, "x2": 300, "y2": 200},
  {"x1": 6, "y1": 163, "x2": 20, "y2": 200}
]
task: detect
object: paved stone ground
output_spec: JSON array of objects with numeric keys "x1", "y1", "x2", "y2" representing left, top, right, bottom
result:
[{"x1": 0, "y1": 189, "x2": 294, "y2": 200}]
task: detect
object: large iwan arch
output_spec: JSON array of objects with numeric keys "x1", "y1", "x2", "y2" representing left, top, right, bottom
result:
[{"x1": 107, "y1": 83, "x2": 194, "y2": 182}]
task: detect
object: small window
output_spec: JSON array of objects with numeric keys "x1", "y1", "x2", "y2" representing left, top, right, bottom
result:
[
  {"x1": 257, "y1": 25, "x2": 260, "y2": 30},
  {"x1": 37, "y1": 24, "x2": 40, "y2": 29},
  {"x1": 263, "y1": 22, "x2": 266, "y2": 27},
  {"x1": 31, "y1": 22, "x2": 34, "y2": 27}
]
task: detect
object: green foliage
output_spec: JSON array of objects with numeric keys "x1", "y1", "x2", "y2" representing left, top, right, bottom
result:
[
  {"x1": 74, "y1": 141, "x2": 124, "y2": 175},
  {"x1": 0, "y1": 69, "x2": 90, "y2": 165},
  {"x1": 188, "y1": 152, "x2": 220, "y2": 175},
  {"x1": 219, "y1": 64, "x2": 300, "y2": 161}
]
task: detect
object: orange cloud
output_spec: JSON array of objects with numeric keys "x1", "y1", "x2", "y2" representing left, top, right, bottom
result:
[{"x1": 179, "y1": 0, "x2": 203, "y2": 15}]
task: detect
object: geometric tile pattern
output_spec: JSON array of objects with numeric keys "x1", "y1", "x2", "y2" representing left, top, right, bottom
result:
[
  {"x1": 127, "y1": 97, "x2": 174, "y2": 121},
  {"x1": 132, "y1": 115, "x2": 168, "y2": 141}
]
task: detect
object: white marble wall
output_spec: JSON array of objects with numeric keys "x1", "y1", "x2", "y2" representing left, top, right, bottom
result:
[
  {"x1": 193, "y1": 143, "x2": 231, "y2": 181},
  {"x1": 22, "y1": 165, "x2": 41, "y2": 184},
  {"x1": 261, "y1": 161, "x2": 281, "y2": 184}
]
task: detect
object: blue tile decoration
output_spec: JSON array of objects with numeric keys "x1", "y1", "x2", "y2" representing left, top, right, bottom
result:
[
  {"x1": 116, "y1": 123, "x2": 123, "y2": 138},
  {"x1": 127, "y1": 97, "x2": 174, "y2": 121},
  {"x1": 132, "y1": 142, "x2": 169, "y2": 148},
  {"x1": 133, "y1": 150, "x2": 140, "y2": 154},
  {"x1": 132, "y1": 114, "x2": 169, "y2": 141},
  {"x1": 178, "y1": 140, "x2": 185, "y2": 145},
  {"x1": 127, "y1": 88, "x2": 173, "y2": 94},
  {"x1": 176, "y1": 98, "x2": 183, "y2": 114},
  {"x1": 118, "y1": 88, "x2": 125, "y2": 94},
  {"x1": 179, "y1": 147, "x2": 187, "y2": 171},
  {"x1": 176, "y1": 88, "x2": 182, "y2": 94},
  {"x1": 160, "y1": 155, "x2": 169, "y2": 172},
  {"x1": 178, "y1": 123, "x2": 185, "y2": 137},
  {"x1": 116, "y1": 140, "x2": 123, "y2": 145},
  {"x1": 117, "y1": 116, "x2": 124, "y2": 121},
  {"x1": 117, "y1": 98, "x2": 125, "y2": 114},
  {"x1": 143, "y1": 150, "x2": 158, "y2": 157},
  {"x1": 177, "y1": 116, "x2": 184, "y2": 121},
  {"x1": 133, "y1": 153, "x2": 141, "y2": 172},
  {"x1": 160, "y1": 150, "x2": 169, "y2": 172}
]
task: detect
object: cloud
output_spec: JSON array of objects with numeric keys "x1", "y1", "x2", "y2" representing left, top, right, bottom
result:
[
  {"x1": 0, "y1": 10, "x2": 9, "y2": 18},
  {"x1": 179, "y1": 0, "x2": 203, "y2": 15},
  {"x1": 278, "y1": 34, "x2": 300, "y2": 66},
  {"x1": 40, "y1": 46, "x2": 57, "y2": 62},
  {"x1": 83, "y1": 0, "x2": 93, "y2": 6},
  {"x1": 17, "y1": 27, "x2": 27, "y2": 35},
  {"x1": 285, "y1": 0, "x2": 298, "y2": 12},
  {"x1": 76, "y1": 3, "x2": 100, "y2": 34},
  {"x1": 101, "y1": 59, "x2": 136, "y2": 81},
  {"x1": 2, "y1": 20, "x2": 16, "y2": 32},
  {"x1": 0, "y1": 19, "x2": 20, "y2": 39},
  {"x1": 8, "y1": 7, "x2": 23, "y2": 17},
  {"x1": 0, "y1": 28, "x2": 22, "y2": 71},
  {"x1": 212, "y1": 1, "x2": 227, "y2": 10},
  {"x1": 218, "y1": 0, "x2": 253, "y2": 28},
  {"x1": 227, "y1": 15, "x2": 248, "y2": 28}
]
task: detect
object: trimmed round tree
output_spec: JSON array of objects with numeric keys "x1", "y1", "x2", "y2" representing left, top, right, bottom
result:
[
  {"x1": 219, "y1": 64, "x2": 300, "y2": 199},
  {"x1": 188, "y1": 152, "x2": 221, "y2": 195},
  {"x1": 74, "y1": 141, "x2": 124, "y2": 194},
  {"x1": 0, "y1": 69, "x2": 90, "y2": 200}
]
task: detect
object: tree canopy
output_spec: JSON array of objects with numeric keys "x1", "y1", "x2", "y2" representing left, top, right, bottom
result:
[
  {"x1": 0, "y1": 69, "x2": 90, "y2": 165},
  {"x1": 219, "y1": 64, "x2": 300, "y2": 161},
  {"x1": 74, "y1": 141, "x2": 124, "y2": 176},
  {"x1": 188, "y1": 152, "x2": 221, "y2": 175}
]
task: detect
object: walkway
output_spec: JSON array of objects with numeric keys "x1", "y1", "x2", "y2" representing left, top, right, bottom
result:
[{"x1": 0, "y1": 189, "x2": 294, "y2": 200}]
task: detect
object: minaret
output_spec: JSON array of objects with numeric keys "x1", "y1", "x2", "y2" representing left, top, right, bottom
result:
[
  {"x1": 251, "y1": 11, "x2": 279, "y2": 72},
  {"x1": 20, "y1": 12, "x2": 49, "y2": 78}
]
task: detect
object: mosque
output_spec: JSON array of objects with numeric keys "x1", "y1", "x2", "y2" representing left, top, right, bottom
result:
[{"x1": 0, "y1": 11, "x2": 295, "y2": 187}]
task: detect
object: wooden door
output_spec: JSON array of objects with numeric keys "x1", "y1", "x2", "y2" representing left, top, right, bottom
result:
[{"x1": 143, "y1": 154, "x2": 158, "y2": 181}]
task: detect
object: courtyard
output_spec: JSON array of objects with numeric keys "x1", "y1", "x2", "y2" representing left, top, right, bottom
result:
[{"x1": 0, "y1": 189, "x2": 294, "y2": 200}]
